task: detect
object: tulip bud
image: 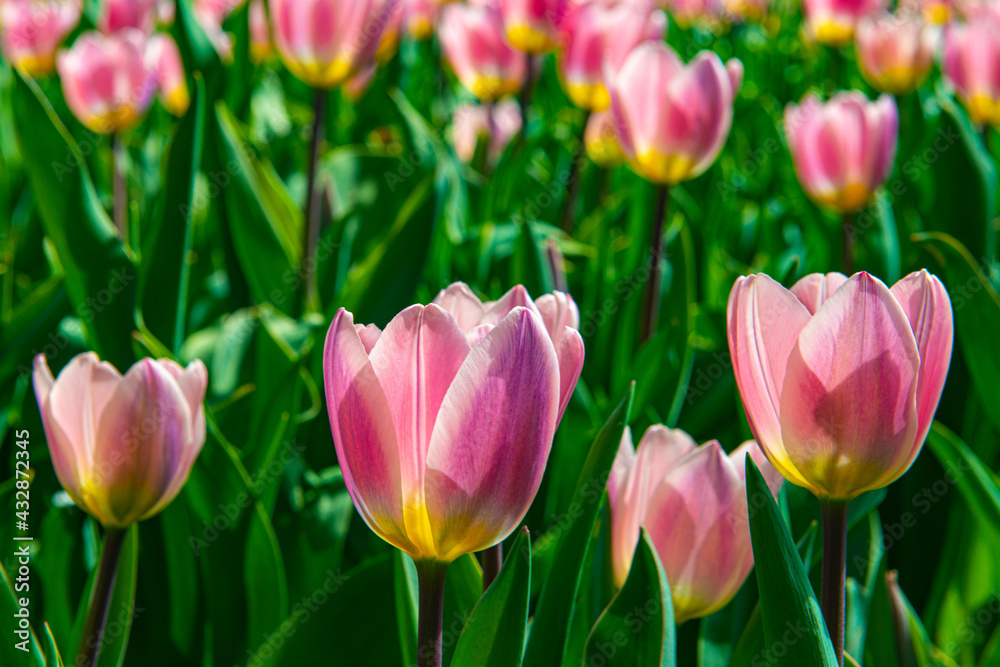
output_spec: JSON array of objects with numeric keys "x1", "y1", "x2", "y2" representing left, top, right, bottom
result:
[
  {"x1": 608, "y1": 426, "x2": 784, "y2": 621},
  {"x1": 249, "y1": 0, "x2": 272, "y2": 63},
  {"x1": 942, "y1": 15, "x2": 1000, "y2": 127},
  {"x1": 0, "y1": 0, "x2": 80, "y2": 77},
  {"x1": 784, "y1": 91, "x2": 898, "y2": 213},
  {"x1": 33, "y1": 353, "x2": 208, "y2": 528},
  {"x1": 268, "y1": 0, "x2": 393, "y2": 89},
  {"x1": 611, "y1": 43, "x2": 738, "y2": 184},
  {"x1": 498, "y1": 0, "x2": 571, "y2": 54},
  {"x1": 557, "y1": 1, "x2": 666, "y2": 112},
  {"x1": 323, "y1": 283, "x2": 584, "y2": 563},
  {"x1": 584, "y1": 109, "x2": 624, "y2": 167},
  {"x1": 855, "y1": 11, "x2": 937, "y2": 95},
  {"x1": 727, "y1": 270, "x2": 953, "y2": 501},
  {"x1": 145, "y1": 33, "x2": 189, "y2": 116},
  {"x1": 57, "y1": 29, "x2": 157, "y2": 134},
  {"x1": 99, "y1": 0, "x2": 158, "y2": 34},
  {"x1": 450, "y1": 100, "x2": 523, "y2": 164},
  {"x1": 439, "y1": 2, "x2": 526, "y2": 102},
  {"x1": 803, "y1": 0, "x2": 885, "y2": 45}
]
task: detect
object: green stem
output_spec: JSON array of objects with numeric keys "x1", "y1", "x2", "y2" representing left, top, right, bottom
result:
[
  {"x1": 112, "y1": 134, "x2": 127, "y2": 247},
  {"x1": 821, "y1": 501, "x2": 849, "y2": 667},
  {"x1": 560, "y1": 110, "x2": 591, "y2": 233},
  {"x1": 77, "y1": 527, "x2": 126, "y2": 667},
  {"x1": 518, "y1": 54, "x2": 537, "y2": 146},
  {"x1": 641, "y1": 184, "x2": 669, "y2": 343},
  {"x1": 481, "y1": 543, "x2": 502, "y2": 591},
  {"x1": 842, "y1": 212, "x2": 854, "y2": 275},
  {"x1": 416, "y1": 560, "x2": 449, "y2": 667},
  {"x1": 303, "y1": 88, "x2": 327, "y2": 314}
]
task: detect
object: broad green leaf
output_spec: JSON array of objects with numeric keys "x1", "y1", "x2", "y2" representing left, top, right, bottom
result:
[
  {"x1": 0, "y1": 560, "x2": 45, "y2": 667},
  {"x1": 42, "y1": 624, "x2": 65, "y2": 667},
  {"x1": 0, "y1": 276, "x2": 68, "y2": 383},
  {"x1": 926, "y1": 422, "x2": 1000, "y2": 529},
  {"x1": 443, "y1": 553, "x2": 485, "y2": 667},
  {"x1": 583, "y1": 530, "x2": 676, "y2": 667},
  {"x1": 393, "y1": 552, "x2": 419, "y2": 667},
  {"x1": 244, "y1": 504, "x2": 289, "y2": 656},
  {"x1": 159, "y1": 503, "x2": 198, "y2": 655}
]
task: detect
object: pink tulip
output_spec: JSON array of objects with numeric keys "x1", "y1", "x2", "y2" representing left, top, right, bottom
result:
[
  {"x1": 900, "y1": 0, "x2": 954, "y2": 24},
  {"x1": 855, "y1": 11, "x2": 936, "y2": 95},
  {"x1": 942, "y1": 15, "x2": 1000, "y2": 127},
  {"x1": 57, "y1": 29, "x2": 157, "y2": 134},
  {"x1": 584, "y1": 109, "x2": 625, "y2": 167},
  {"x1": 611, "y1": 42, "x2": 740, "y2": 184},
  {"x1": 402, "y1": 0, "x2": 438, "y2": 40},
  {"x1": 33, "y1": 353, "x2": 207, "y2": 528},
  {"x1": 784, "y1": 92, "x2": 898, "y2": 213},
  {"x1": 250, "y1": 0, "x2": 272, "y2": 63},
  {"x1": 439, "y1": 1, "x2": 527, "y2": 102},
  {"x1": 323, "y1": 283, "x2": 583, "y2": 562},
  {"x1": 268, "y1": 0, "x2": 393, "y2": 89},
  {"x1": 99, "y1": 0, "x2": 158, "y2": 34},
  {"x1": 0, "y1": 0, "x2": 80, "y2": 76},
  {"x1": 450, "y1": 100, "x2": 523, "y2": 164},
  {"x1": 145, "y1": 33, "x2": 189, "y2": 116},
  {"x1": 608, "y1": 425, "x2": 783, "y2": 621},
  {"x1": 666, "y1": 0, "x2": 725, "y2": 28},
  {"x1": 194, "y1": 0, "x2": 242, "y2": 60},
  {"x1": 557, "y1": 1, "x2": 667, "y2": 111},
  {"x1": 727, "y1": 270, "x2": 953, "y2": 500},
  {"x1": 498, "y1": 0, "x2": 571, "y2": 54},
  {"x1": 803, "y1": 0, "x2": 886, "y2": 45},
  {"x1": 157, "y1": 0, "x2": 176, "y2": 26}
]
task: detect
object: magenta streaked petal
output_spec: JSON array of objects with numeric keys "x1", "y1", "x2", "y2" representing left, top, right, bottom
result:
[
  {"x1": 431, "y1": 282, "x2": 488, "y2": 333},
  {"x1": 790, "y1": 272, "x2": 849, "y2": 314}
]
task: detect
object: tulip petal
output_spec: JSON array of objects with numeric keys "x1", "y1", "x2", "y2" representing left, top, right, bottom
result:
[
  {"x1": 555, "y1": 328, "x2": 585, "y2": 423},
  {"x1": 423, "y1": 307, "x2": 560, "y2": 561},
  {"x1": 481, "y1": 284, "x2": 543, "y2": 326},
  {"x1": 791, "y1": 272, "x2": 849, "y2": 314},
  {"x1": 431, "y1": 282, "x2": 487, "y2": 333},
  {"x1": 779, "y1": 273, "x2": 920, "y2": 499}
]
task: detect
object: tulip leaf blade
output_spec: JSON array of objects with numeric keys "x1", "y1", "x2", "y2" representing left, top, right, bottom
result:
[
  {"x1": 42, "y1": 623, "x2": 65, "y2": 667},
  {"x1": 583, "y1": 529, "x2": 676, "y2": 667},
  {"x1": 745, "y1": 457, "x2": 839, "y2": 667},
  {"x1": 926, "y1": 422, "x2": 1000, "y2": 532},
  {"x1": 452, "y1": 527, "x2": 532, "y2": 667},
  {"x1": 523, "y1": 384, "x2": 634, "y2": 667},
  {"x1": 244, "y1": 503, "x2": 289, "y2": 659},
  {"x1": 393, "y1": 552, "x2": 419, "y2": 667},
  {"x1": 0, "y1": 560, "x2": 46, "y2": 667},
  {"x1": 90, "y1": 525, "x2": 139, "y2": 667}
]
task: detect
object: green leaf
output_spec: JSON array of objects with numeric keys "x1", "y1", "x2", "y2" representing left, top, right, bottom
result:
[
  {"x1": 745, "y1": 457, "x2": 838, "y2": 667},
  {"x1": 41, "y1": 623, "x2": 65, "y2": 667},
  {"x1": 452, "y1": 527, "x2": 532, "y2": 667},
  {"x1": 244, "y1": 504, "x2": 289, "y2": 656},
  {"x1": 926, "y1": 422, "x2": 1000, "y2": 532},
  {"x1": 393, "y1": 552, "x2": 419, "y2": 667},
  {"x1": 0, "y1": 276, "x2": 68, "y2": 383},
  {"x1": 158, "y1": 503, "x2": 198, "y2": 655},
  {"x1": 81, "y1": 526, "x2": 139, "y2": 667},
  {"x1": 522, "y1": 384, "x2": 634, "y2": 667},
  {"x1": 0, "y1": 560, "x2": 45, "y2": 667},
  {"x1": 584, "y1": 530, "x2": 675, "y2": 667}
]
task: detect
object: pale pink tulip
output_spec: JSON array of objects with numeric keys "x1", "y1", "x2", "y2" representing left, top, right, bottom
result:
[
  {"x1": 33, "y1": 353, "x2": 207, "y2": 528},
  {"x1": 0, "y1": 0, "x2": 80, "y2": 76},
  {"x1": 439, "y1": 1, "x2": 527, "y2": 102},
  {"x1": 900, "y1": 0, "x2": 954, "y2": 23},
  {"x1": 942, "y1": 15, "x2": 1000, "y2": 127},
  {"x1": 323, "y1": 284, "x2": 583, "y2": 563},
  {"x1": 608, "y1": 426, "x2": 783, "y2": 621},
  {"x1": 855, "y1": 11, "x2": 937, "y2": 95},
  {"x1": 667, "y1": 0, "x2": 725, "y2": 28},
  {"x1": 194, "y1": 0, "x2": 242, "y2": 60},
  {"x1": 784, "y1": 91, "x2": 898, "y2": 213},
  {"x1": 611, "y1": 42, "x2": 740, "y2": 184},
  {"x1": 450, "y1": 100, "x2": 523, "y2": 164},
  {"x1": 402, "y1": 0, "x2": 438, "y2": 39},
  {"x1": 145, "y1": 33, "x2": 189, "y2": 116},
  {"x1": 803, "y1": 0, "x2": 886, "y2": 45},
  {"x1": 498, "y1": 0, "x2": 571, "y2": 53},
  {"x1": 57, "y1": 29, "x2": 157, "y2": 134},
  {"x1": 557, "y1": 0, "x2": 667, "y2": 111},
  {"x1": 584, "y1": 109, "x2": 625, "y2": 167},
  {"x1": 727, "y1": 270, "x2": 953, "y2": 500},
  {"x1": 250, "y1": 0, "x2": 272, "y2": 63},
  {"x1": 99, "y1": 0, "x2": 158, "y2": 34}
]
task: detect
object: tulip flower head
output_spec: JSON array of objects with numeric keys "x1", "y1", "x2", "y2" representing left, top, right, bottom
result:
[
  {"x1": 942, "y1": 16, "x2": 1000, "y2": 127},
  {"x1": 450, "y1": 100, "x2": 523, "y2": 164},
  {"x1": 145, "y1": 33, "x2": 189, "y2": 116},
  {"x1": 99, "y1": 0, "x2": 158, "y2": 34},
  {"x1": 608, "y1": 426, "x2": 783, "y2": 621},
  {"x1": 268, "y1": 0, "x2": 393, "y2": 89},
  {"x1": 900, "y1": 0, "x2": 953, "y2": 24},
  {"x1": 402, "y1": 0, "x2": 438, "y2": 40},
  {"x1": 57, "y1": 29, "x2": 157, "y2": 134},
  {"x1": 557, "y1": 0, "x2": 667, "y2": 112},
  {"x1": 784, "y1": 91, "x2": 898, "y2": 213},
  {"x1": 33, "y1": 353, "x2": 208, "y2": 528},
  {"x1": 0, "y1": 0, "x2": 81, "y2": 76},
  {"x1": 439, "y1": 1, "x2": 527, "y2": 102},
  {"x1": 855, "y1": 11, "x2": 937, "y2": 95},
  {"x1": 667, "y1": 0, "x2": 726, "y2": 28},
  {"x1": 584, "y1": 109, "x2": 625, "y2": 167},
  {"x1": 727, "y1": 271, "x2": 953, "y2": 501},
  {"x1": 499, "y1": 0, "x2": 571, "y2": 53},
  {"x1": 250, "y1": 0, "x2": 272, "y2": 62},
  {"x1": 611, "y1": 42, "x2": 740, "y2": 184},
  {"x1": 803, "y1": 0, "x2": 886, "y2": 45},
  {"x1": 323, "y1": 284, "x2": 584, "y2": 564}
]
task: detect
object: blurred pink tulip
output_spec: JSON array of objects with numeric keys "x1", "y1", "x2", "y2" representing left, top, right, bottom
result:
[
  {"x1": 439, "y1": 1, "x2": 527, "y2": 102},
  {"x1": 99, "y1": 0, "x2": 157, "y2": 34},
  {"x1": 498, "y1": 0, "x2": 571, "y2": 53},
  {"x1": 0, "y1": 0, "x2": 80, "y2": 76},
  {"x1": 451, "y1": 100, "x2": 523, "y2": 164},
  {"x1": 145, "y1": 33, "x2": 189, "y2": 115},
  {"x1": 157, "y1": 0, "x2": 176, "y2": 26},
  {"x1": 666, "y1": 0, "x2": 725, "y2": 28},
  {"x1": 557, "y1": 0, "x2": 667, "y2": 111},
  {"x1": 784, "y1": 91, "x2": 898, "y2": 213},
  {"x1": 33, "y1": 353, "x2": 207, "y2": 528},
  {"x1": 723, "y1": 0, "x2": 769, "y2": 22},
  {"x1": 611, "y1": 42, "x2": 739, "y2": 184},
  {"x1": 900, "y1": 0, "x2": 954, "y2": 23},
  {"x1": 57, "y1": 29, "x2": 157, "y2": 134},
  {"x1": 194, "y1": 0, "x2": 243, "y2": 60},
  {"x1": 727, "y1": 270, "x2": 953, "y2": 500},
  {"x1": 323, "y1": 283, "x2": 583, "y2": 562},
  {"x1": 608, "y1": 425, "x2": 783, "y2": 621},
  {"x1": 803, "y1": 0, "x2": 886, "y2": 45},
  {"x1": 855, "y1": 11, "x2": 937, "y2": 95},
  {"x1": 250, "y1": 0, "x2": 272, "y2": 63},
  {"x1": 268, "y1": 0, "x2": 392, "y2": 89},
  {"x1": 584, "y1": 109, "x2": 625, "y2": 167},
  {"x1": 942, "y1": 15, "x2": 1000, "y2": 127},
  {"x1": 402, "y1": 0, "x2": 438, "y2": 40}
]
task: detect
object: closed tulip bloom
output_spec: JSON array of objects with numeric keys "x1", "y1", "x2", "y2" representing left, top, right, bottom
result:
[
  {"x1": 611, "y1": 42, "x2": 739, "y2": 184},
  {"x1": 33, "y1": 353, "x2": 208, "y2": 528},
  {"x1": 99, "y1": 0, "x2": 158, "y2": 34},
  {"x1": 499, "y1": 0, "x2": 570, "y2": 53},
  {"x1": 0, "y1": 0, "x2": 81, "y2": 76},
  {"x1": 585, "y1": 109, "x2": 625, "y2": 167},
  {"x1": 942, "y1": 17, "x2": 1000, "y2": 127},
  {"x1": 268, "y1": 0, "x2": 392, "y2": 89},
  {"x1": 450, "y1": 100, "x2": 523, "y2": 163},
  {"x1": 784, "y1": 92, "x2": 898, "y2": 213},
  {"x1": 855, "y1": 12, "x2": 936, "y2": 95},
  {"x1": 402, "y1": 0, "x2": 438, "y2": 40},
  {"x1": 727, "y1": 270, "x2": 953, "y2": 501},
  {"x1": 57, "y1": 29, "x2": 157, "y2": 134},
  {"x1": 439, "y1": 2, "x2": 526, "y2": 102},
  {"x1": 145, "y1": 33, "x2": 188, "y2": 115},
  {"x1": 803, "y1": 0, "x2": 885, "y2": 45},
  {"x1": 250, "y1": 0, "x2": 272, "y2": 63},
  {"x1": 608, "y1": 426, "x2": 783, "y2": 621},
  {"x1": 323, "y1": 284, "x2": 583, "y2": 563},
  {"x1": 558, "y1": 1, "x2": 667, "y2": 111}
]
